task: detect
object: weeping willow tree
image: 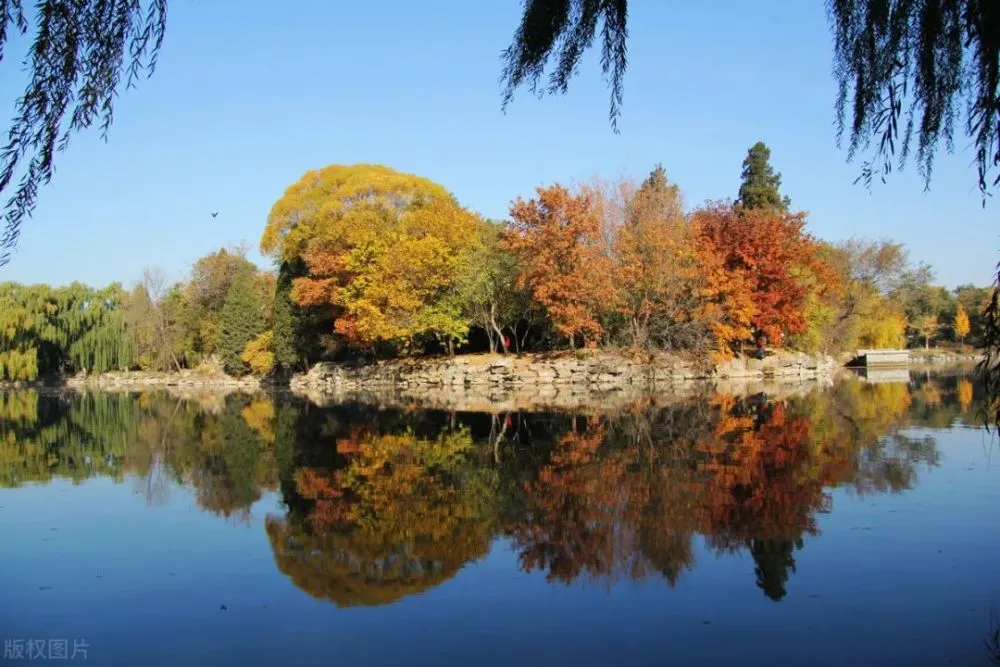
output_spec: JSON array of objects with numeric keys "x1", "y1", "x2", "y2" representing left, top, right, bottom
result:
[
  {"x1": 0, "y1": 0, "x2": 167, "y2": 264},
  {"x1": 0, "y1": 281, "x2": 135, "y2": 380}
]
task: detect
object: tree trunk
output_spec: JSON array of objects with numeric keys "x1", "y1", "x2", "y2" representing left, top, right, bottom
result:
[
  {"x1": 517, "y1": 324, "x2": 530, "y2": 353},
  {"x1": 492, "y1": 322, "x2": 508, "y2": 354}
]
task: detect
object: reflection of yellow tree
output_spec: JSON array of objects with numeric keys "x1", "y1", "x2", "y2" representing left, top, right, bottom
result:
[
  {"x1": 957, "y1": 379, "x2": 974, "y2": 414},
  {"x1": 242, "y1": 397, "x2": 276, "y2": 444},
  {"x1": 268, "y1": 428, "x2": 498, "y2": 607}
]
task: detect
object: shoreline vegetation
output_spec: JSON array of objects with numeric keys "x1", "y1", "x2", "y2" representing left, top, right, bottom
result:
[{"x1": 1, "y1": 154, "x2": 993, "y2": 387}]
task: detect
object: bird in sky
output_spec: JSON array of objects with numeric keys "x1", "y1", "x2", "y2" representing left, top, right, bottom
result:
[{"x1": 210, "y1": 212, "x2": 219, "y2": 218}]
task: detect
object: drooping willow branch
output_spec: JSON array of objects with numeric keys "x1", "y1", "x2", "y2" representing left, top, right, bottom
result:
[
  {"x1": 0, "y1": 0, "x2": 167, "y2": 265},
  {"x1": 500, "y1": 0, "x2": 629, "y2": 132},
  {"x1": 828, "y1": 0, "x2": 999, "y2": 196}
]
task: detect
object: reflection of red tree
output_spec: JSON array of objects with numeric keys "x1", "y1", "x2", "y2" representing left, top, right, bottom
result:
[
  {"x1": 295, "y1": 466, "x2": 349, "y2": 527},
  {"x1": 509, "y1": 396, "x2": 846, "y2": 595},
  {"x1": 704, "y1": 401, "x2": 826, "y2": 548}
]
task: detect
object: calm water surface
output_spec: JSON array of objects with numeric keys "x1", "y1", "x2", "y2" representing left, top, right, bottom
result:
[{"x1": 2, "y1": 369, "x2": 999, "y2": 666}]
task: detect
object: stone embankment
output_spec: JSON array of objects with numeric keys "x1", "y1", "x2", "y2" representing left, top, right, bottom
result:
[
  {"x1": 291, "y1": 351, "x2": 838, "y2": 412},
  {"x1": 908, "y1": 350, "x2": 982, "y2": 365},
  {"x1": 65, "y1": 370, "x2": 260, "y2": 392}
]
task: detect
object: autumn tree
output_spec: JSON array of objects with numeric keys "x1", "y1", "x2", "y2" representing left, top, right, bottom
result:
[
  {"x1": 261, "y1": 164, "x2": 482, "y2": 353},
  {"x1": 506, "y1": 184, "x2": 614, "y2": 348},
  {"x1": 785, "y1": 241, "x2": 847, "y2": 354},
  {"x1": 692, "y1": 203, "x2": 821, "y2": 349},
  {"x1": 241, "y1": 331, "x2": 275, "y2": 376},
  {"x1": 218, "y1": 264, "x2": 266, "y2": 375},
  {"x1": 737, "y1": 142, "x2": 790, "y2": 212},
  {"x1": 954, "y1": 284, "x2": 992, "y2": 344},
  {"x1": 911, "y1": 314, "x2": 940, "y2": 350},
  {"x1": 954, "y1": 305, "x2": 971, "y2": 345},
  {"x1": 854, "y1": 300, "x2": 908, "y2": 349},
  {"x1": 595, "y1": 167, "x2": 712, "y2": 351},
  {"x1": 461, "y1": 219, "x2": 532, "y2": 353},
  {"x1": 800, "y1": 239, "x2": 913, "y2": 352}
]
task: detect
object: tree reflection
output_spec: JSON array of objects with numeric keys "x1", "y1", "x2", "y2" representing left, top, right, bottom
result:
[
  {"x1": 266, "y1": 427, "x2": 498, "y2": 607},
  {"x1": 0, "y1": 372, "x2": 977, "y2": 605},
  {"x1": 0, "y1": 390, "x2": 277, "y2": 521}
]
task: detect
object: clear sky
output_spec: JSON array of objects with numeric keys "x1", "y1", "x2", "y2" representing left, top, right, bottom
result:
[{"x1": 0, "y1": 0, "x2": 993, "y2": 289}]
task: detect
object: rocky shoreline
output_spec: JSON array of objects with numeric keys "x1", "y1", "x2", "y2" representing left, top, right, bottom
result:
[
  {"x1": 907, "y1": 351, "x2": 982, "y2": 365},
  {"x1": 291, "y1": 350, "x2": 837, "y2": 392},
  {"x1": 63, "y1": 369, "x2": 261, "y2": 392},
  {"x1": 0, "y1": 349, "x2": 980, "y2": 403}
]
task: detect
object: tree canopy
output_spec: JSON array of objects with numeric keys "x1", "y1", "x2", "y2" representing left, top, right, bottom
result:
[
  {"x1": 262, "y1": 164, "x2": 482, "y2": 352},
  {"x1": 737, "y1": 142, "x2": 791, "y2": 212}
]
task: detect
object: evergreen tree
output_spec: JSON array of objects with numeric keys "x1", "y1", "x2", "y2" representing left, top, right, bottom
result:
[
  {"x1": 642, "y1": 163, "x2": 669, "y2": 192},
  {"x1": 737, "y1": 142, "x2": 790, "y2": 212},
  {"x1": 218, "y1": 265, "x2": 265, "y2": 375},
  {"x1": 272, "y1": 261, "x2": 300, "y2": 372}
]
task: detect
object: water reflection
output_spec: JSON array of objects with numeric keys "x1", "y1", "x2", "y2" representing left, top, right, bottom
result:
[{"x1": 0, "y1": 371, "x2": 982, "y2": 607}]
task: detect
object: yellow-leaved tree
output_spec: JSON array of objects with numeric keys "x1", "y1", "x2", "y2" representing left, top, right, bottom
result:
[
  {"x1": 954, "y1": 305, "x2": 970, "y2": 345},
  {"x1": 241, "y1": 331, "x2": 275, "y2": 377},
  {"x1": 260, "y1": 164, "x2": 482, "y2": 353}
]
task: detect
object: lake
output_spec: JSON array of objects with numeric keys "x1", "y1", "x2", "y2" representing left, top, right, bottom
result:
[{"x1": 2, "y1": 367, "x2": 998, "y2": 666}]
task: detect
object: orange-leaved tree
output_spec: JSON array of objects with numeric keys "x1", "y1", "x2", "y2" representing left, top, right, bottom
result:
[
  {"x1": 692, "y1": 203, "x2": 820, "y2": 350},
  {"x1": 505, "y1": 184, "x2": 614, "y2": 348},
  {"x1": 260, "y1": 164, "x2": 482, "y2": 352},
  {"x1": 592, "y1": 166, "x2": 712, "y2": 351}
]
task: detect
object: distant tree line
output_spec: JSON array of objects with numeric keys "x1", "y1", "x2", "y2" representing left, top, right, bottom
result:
[{"x1": 0, "y1": 145, "x2": 988, "y2": 381}]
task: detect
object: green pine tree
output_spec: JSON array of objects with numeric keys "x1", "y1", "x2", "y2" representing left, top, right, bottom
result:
[
  {"x1": 737, "y1": 141, "x2": 790, "y2": 212},
  {"x1": 218, "y1": 265, "x2": 265, "y2": 375},
  {"x1": 643, "y1": 163, "x2": 669, "y2": 192},
  {"x1": 272, "y1": 261, "x2": 300, "y2": 372}
]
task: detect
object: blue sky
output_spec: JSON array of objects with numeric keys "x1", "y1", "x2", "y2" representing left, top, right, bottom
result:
[{"x1": 0, "y1": 0, "x2": 993, "y2": 288}]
